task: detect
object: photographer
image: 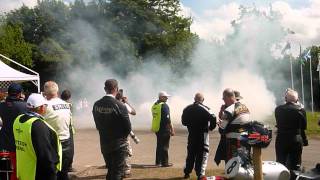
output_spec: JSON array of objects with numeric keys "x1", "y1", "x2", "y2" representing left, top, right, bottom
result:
[{"x1": 116, "y1": 89, "x2": 138, "y2": 178}]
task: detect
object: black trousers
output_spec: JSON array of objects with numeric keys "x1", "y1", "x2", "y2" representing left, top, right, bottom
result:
[
  {"x1": 155, "y1": 132, "x2": 170, "y2": 165},
  {"x1": 276, "y1": 134, "x2": 303, "y2": 171},
  {"x1": 102, "y1": 146, "x2": 127, "y2": 180},
  {"x1": 57, "y1": 138, "x2": 73, "y2": 180},
  {"x1": 184, "y1": 133, "x2": 209, "y2": 177}
]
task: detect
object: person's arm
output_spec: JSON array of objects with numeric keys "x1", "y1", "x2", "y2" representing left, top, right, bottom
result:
[
  {"x1": 118, "y1": 102, "x2": 132, "y2": 136},
  {"x1": 123, "y1": 97, "x2": 136, "y2": 115},
  {"x1": 181, "y1": 107, "x2": 189, "y2": 126},
  {"x1": 299, "y1": 108, "x2": 308, "y2": 146},
  {"x1": 162, "y1": 103, "x2": 174, "y2": 135},
  {"x1": 32, "y1": 120, "x2": 59, "y2": 180},
  {"x1": 208, "y1": 112, "x2": 217, "y2": 131}
]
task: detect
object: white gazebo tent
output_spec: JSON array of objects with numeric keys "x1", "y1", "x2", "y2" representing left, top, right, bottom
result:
[{"x1": 0, "y1": 54, "x2": 40, "y2": 92}]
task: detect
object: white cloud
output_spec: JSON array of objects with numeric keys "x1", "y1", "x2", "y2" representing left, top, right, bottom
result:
[
  {"x1": 272, "y1": 0, "x2": 320, "y2": 53},
  {"x1": 183, "y1": 0, "x2": 320, "y2": 52},
  {"x1": 0, "y1": 0, "x2": 37, "y2": 13}
]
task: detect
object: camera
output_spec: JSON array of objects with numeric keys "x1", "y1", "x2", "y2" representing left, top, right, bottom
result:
[{"x1": 129, "y1": 131, "x2": 140, "y2": 144}]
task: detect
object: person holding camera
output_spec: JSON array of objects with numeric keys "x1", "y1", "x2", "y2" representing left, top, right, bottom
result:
[
  {"x1": 116, "y1": 89, "x2": 138, "y2": 178},
  {"x1": 275, "y1": 89, "x2": 308, "y2": 172}
]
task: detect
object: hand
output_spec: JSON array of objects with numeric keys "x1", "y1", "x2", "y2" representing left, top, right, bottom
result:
[
  {"x1": 122, "y1": 97, "x2": 128, "y2": 103},
  {"x1": 303, "y1": 138, "x2": 309, "y2": 146},
  {"x1": 170, "y1": 130, "x2": 175, "y2": 136}
]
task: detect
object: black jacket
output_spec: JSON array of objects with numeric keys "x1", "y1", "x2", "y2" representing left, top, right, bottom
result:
[
  {"x1": 181, "y1": 102, "x2": 216, "y2": 135},
  {"x1": 275, "y1": 102, "x2": 307, "y2": 134},
  {"x1": 92, "y1": 96, "x2": 131, "y2": 153},
  {"x1": 275, "y1": 102, "x2": 308, "y2": 144},
  {"x1": 0, "y1": 96, "x2": 27, "y2": 151}
]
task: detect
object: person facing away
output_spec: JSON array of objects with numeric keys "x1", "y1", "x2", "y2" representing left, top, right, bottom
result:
[
  {"x1": 92, "y1": 79, "x2": 131, "y2": 180},
  {"x1": 0, "y1": 83, "x2": 27, "y2": 180},
  {"x1": 13, "y1": 93, "x2": 62, "y2": 180},
  {"x1": 218, "y1": 88, "x2": 250, "y2": 162},
  {"x1": 275, "y1": 88, "x2": 308, "y2": 171},
  {"x1": 60, "y1": 89, "x2": 76, "y2": 172},
  {"x1": 44, "y1": 81, "x2": 72, "y2": 180},
  {"x1": 181, "y1": 93, "x2": 216, "y2": 180},
  {"x1": 151, "y1": 91, "x2": 175, "y2": 167}
]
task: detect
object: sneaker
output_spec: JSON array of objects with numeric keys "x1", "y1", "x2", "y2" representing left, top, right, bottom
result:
[
  {"x1": 184, "y1": 174, "x2": 190, "y2": 179},
  {"x1": 161, "y1": 163, "x2": 173, "y2": 167}
]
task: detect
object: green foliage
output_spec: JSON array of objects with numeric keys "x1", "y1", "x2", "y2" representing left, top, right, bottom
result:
[
  {"x1": 0, "y1": 23, "x2": 33, "y2": 66},
  {"x1": 2, "y1": 0, "x2": 197, "y2": 79},
  {"x1": 38, "y1": 38, "x2": 72, "y2": 62}
]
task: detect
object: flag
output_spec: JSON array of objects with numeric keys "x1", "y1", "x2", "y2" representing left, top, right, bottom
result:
[
  {"x1": 281, "y1": 42, "x2": 291, "y2": 55},
  {"x1": 303, "y1": 49, "x2": 311, "y2": 61},
  {"x1": 299, "y1": 49, "x2": 311, "y2": 65}
]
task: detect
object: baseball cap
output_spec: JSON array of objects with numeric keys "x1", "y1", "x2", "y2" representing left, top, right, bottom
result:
[
  {"x1": 8, "y1": 83, "x2": 23, "y2": 95},
  {"x1": 234, "y1": 90, "x2": 243, "y2": 100},
  {"x1": 27, "y1": 93, "x2": 47, "y2": 108},
  {"x1": 158, "y1": 91, "x2": 171, "y2": 97}
]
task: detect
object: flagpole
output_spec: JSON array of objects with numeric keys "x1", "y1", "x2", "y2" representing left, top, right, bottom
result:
[
  {"x1": 300, "y1": 45, "x2": 305, "y2": 106},
  {"x1": 290, "y1": 57, "x2": 294, "y2": 89},
  {"x1": 309, "y1": 57, "x2": 314, "y2": 114}
]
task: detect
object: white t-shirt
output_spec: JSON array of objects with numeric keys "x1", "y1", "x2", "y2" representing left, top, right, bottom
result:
[{"x1": 44, "y1": 97, "x2": 72, "y2": 140}]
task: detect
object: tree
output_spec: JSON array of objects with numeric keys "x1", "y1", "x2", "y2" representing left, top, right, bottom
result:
[{"x1": 0, "y1": 23, "x2": 33, "y2": 66}]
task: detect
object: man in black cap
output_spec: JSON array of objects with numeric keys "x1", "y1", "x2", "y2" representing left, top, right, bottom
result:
[{"x1": 0, "y1": 83, "x2": 27, "y2": 179}]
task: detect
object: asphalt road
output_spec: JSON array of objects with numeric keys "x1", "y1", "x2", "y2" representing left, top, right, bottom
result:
[{"x1": 72, "y1": 128, "x2": 320, "y2": 173}]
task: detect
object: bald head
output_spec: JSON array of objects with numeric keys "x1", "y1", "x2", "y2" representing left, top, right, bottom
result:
[
  {"x1": 194, "y1": 93, "x2": 204, "y2": 103},
  {"x1": 223, "y1": 88, "x2": 236, "y2": 106},
  {"x1": 285, "y1": 89, "x2": 298, "y2": 103},
  {"x1": 44, "y1": 81, "x2": 59, "y2": 99}
]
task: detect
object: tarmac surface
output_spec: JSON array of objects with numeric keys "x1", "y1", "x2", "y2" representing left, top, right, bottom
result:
[{"x1": 72, "y1": 128, "x2": 320, "y2": 178}]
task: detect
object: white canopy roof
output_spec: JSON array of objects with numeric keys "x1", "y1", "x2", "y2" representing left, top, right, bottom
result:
[
  {"x1": 0, "y1": 59, "x2": 38, "y2": 81},
  {"x1": 0, "y1": 54, "x2": 40, "y2": 92}
]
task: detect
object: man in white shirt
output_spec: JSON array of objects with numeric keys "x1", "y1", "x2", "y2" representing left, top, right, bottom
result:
[{"x1": 44, "y1": 81, "x2": 72, "y2": 180}]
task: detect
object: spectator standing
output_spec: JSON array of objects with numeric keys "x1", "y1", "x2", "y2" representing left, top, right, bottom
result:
[
  {"x1": 0, "y1": 83, "x2": 27, "y2": 180},
  {"x1": 181, "y1": 93, "x2": 216, "y2": 179},
  {"x1": 13, "y1": 93, "x2": 61, "y2": 180},
  {"x1": 218, "y1": 88, "x2": 250, "y2": 162},
  {"x1": 60, "y1": 89, "x2": 76, "y2": 172},
  {"x1": 151, "y1": 91, "x2": 175, "y2": 167},
  {"x1": 44, "y1": 81, "x2": 72, "y2": 180},
  {"x1": 275, "y1": 89, "x2": 308, "y2": 171},
  {"x1": 116, "y1": 89, "x2": 136, "y2": 177},
  {"x1": 92, "y1": 79, "x2": 131, "y2": 180}
]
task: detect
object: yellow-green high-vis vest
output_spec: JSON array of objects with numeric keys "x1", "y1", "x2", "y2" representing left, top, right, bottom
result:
[
  {"x1": 151, "y1": 102, "x2": 164, "y2": 132},
  {"x1": 13, "y1": 114, "x2": 62, "y2": 180}
]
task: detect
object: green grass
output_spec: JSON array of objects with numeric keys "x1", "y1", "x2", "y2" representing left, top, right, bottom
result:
[{"x1": 306, "y1": 112, "x2": 320, "y2": 136}]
